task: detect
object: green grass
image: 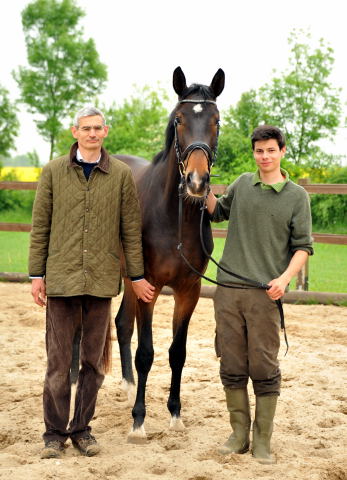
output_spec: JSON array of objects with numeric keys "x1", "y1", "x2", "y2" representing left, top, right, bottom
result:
[
  {"x1": 0, "y1": 208, "x2": 346, "y2": 292},
  {"x1": 0, "y1": 231, "x2": 30, "y2": 273},
  {"x1": 0, "y1": 208, "x2": 32, "y2": 223}
]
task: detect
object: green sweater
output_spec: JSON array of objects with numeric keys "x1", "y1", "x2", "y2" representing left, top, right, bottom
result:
[
  {"x1": 29, "y1": 143, "x2": 144, "y2": 297},
  {"x1": 211, "y1": 172, "x2": 313, "y2": 286}
]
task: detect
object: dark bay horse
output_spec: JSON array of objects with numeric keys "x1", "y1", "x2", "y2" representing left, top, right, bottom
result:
[{"x1": 115, "y1": 66, "x2": 225, "y2": 443}]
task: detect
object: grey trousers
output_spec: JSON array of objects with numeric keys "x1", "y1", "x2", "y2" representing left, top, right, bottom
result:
[
  {"x1": 214, "y1": 285, "x2": 281, "y2": 396},
  {"x1": 43, "y1": 295, "x2": 111, "y2": 443}
]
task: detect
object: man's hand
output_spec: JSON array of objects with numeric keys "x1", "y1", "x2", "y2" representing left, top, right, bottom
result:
[
  {"x1": 267, "y1": 251, "x2": 309, "y2": 300},
  {"x1": 131, "y1": 279, "x2": 155, "y2": 303},
  {"x1": 31, "y1": 278, "x2": 46, "y2": 307},
  {"x1": 266, "y1": 277, "x2": 288, "y2": 301}
]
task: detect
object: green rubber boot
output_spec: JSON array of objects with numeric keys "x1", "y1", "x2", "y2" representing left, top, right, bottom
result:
[
  {"x1": 252, "y1": 395, "x2": 278, "y2": 464},
  {"x1": 217, "y1": 388, "x2": 251, "y2": 455}
]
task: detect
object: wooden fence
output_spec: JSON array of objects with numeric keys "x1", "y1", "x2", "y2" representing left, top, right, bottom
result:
[{"x1": 1, "y1": 179, "x2": 346, "y2": 291}]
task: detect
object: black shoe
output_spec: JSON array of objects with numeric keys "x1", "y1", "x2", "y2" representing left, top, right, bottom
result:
[
  {"x1": 72, "y1": 433, "x2": 100, "y2": 457},
  {"x1": 41, "y1": 440, "x2": 66, "y2": 459}
]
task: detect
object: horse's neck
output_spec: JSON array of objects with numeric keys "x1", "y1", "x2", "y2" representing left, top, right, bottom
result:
[{"x1": 162, "y1": 150, "x2": 181, "y2": 206}]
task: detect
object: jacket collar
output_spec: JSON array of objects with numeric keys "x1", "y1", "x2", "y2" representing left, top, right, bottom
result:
[{"x1": 69, "y1": 142, "x2": 110, "y2": 173}]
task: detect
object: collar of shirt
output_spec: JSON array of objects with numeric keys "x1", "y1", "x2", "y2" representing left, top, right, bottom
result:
[
  {"x1": 76, "y1": 148, "x2": 101, "y2": 164},
  {"x1": 252, "y1": 168, "x2": 289, "y2": 193}
]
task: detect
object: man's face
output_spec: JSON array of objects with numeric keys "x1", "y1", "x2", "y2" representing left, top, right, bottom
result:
[
  {"x1": 71, "y1": 115, "x2": 109, "y2": 151},
  {"x1": 253, "y1": 139, "x2": 286, "y2": 175}
]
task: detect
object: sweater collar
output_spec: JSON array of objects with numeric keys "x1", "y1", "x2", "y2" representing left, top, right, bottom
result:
[
  {"x1": 252, "y1": 168, "x2": 289, "y2": 193},
  {"x1": 69, "y1": 142, "x2": 110, "y2": 173}
]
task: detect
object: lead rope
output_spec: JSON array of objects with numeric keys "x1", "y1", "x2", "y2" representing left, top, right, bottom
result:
[{"x1": 176, "y1": 178, "x2": 288, "y2": 355}]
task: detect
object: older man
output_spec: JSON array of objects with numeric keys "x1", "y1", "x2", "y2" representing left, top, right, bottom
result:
[{"x1": 29, "y1": 106, "x2": 154, "y2": 459}]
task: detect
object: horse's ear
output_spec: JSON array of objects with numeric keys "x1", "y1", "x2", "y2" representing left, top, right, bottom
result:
[
  {"x1": 210, "y1": 68, "x2": 225, "y2": 98},
  {"x1": 173, "y1": 66, "x2": 187, "y2": 97}
]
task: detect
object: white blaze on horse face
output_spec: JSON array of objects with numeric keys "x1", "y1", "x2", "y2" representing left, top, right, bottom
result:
[{"x1": 193, "y1": 104, "x2": 203, "y2": 113}]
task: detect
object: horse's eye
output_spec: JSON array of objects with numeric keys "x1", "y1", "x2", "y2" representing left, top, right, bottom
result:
[
  {"x1": 175, "y1": 116, "x2": 182, "y2": 125},
  {"x1": 216, "y1": 119, "x2": 220, "y2": 126}
]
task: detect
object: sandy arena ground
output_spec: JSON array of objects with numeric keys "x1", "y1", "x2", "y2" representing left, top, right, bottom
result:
[{"x1": 0, "y1": 282, "x2": 346, "y2": 480}]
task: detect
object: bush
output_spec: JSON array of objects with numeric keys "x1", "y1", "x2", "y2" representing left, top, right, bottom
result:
[
  {"x1": 310, "y1": 167, "x2": 347, "y2": 230},
  {"x1": 0, "y1": 166, "x2": 35, "y2": 212}
]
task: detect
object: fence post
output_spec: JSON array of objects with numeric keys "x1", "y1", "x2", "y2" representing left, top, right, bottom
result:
[{"x1": 296, "y1": 178, "x2": 310, "y2": 291}]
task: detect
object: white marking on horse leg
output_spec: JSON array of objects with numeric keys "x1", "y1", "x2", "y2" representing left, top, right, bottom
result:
[
  {"x1": 169, "y1": 415, "x2": 186, "y2": 431},
  {"x1": 193, "y1": 103, "x2": 203, "y2": 113},
  {"x1": 127, "y1": 424, "x2": 147, "y2": 444},
  {"x1": 121, "y1": 378, "x2": 136, "y2": 407}
]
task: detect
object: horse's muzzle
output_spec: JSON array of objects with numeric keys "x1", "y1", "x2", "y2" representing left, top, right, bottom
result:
[{"x1": 186, "y1": 171, "x2": 210, "y2": 197}]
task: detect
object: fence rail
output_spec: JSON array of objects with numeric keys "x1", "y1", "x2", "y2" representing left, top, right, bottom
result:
[
  {"x1": 1, "y1": 180, "x2": 346, "y2": 291},
  {"x1": 1, "y1": 181, "x2": 346, "y2": 245}
]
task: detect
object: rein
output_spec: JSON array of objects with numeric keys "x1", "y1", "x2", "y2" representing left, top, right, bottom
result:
[{"x1": 174, "y1": 96, "x2": 287, "y2": 354}]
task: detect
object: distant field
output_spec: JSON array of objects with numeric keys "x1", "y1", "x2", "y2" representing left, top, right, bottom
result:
[{"x1": 0, "y1": 167, "x2": 42, "y2": 181}]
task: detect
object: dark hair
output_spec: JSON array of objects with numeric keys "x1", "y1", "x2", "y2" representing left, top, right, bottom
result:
[{"x1": 251, "y1": 125, "x2": 286, "y2": 150}]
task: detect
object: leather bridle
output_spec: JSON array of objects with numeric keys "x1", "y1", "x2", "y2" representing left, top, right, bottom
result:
[{"x1": 174, "y1": 99, "x2": 219, "y2": 175}]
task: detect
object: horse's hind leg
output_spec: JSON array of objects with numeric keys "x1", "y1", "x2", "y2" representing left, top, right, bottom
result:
[
  {"x1": 115, "y1": 278, "x2": 136, "y2": 404},
  {"x1": 168, "y1": 282, "x2": 201, "y2": 430}
]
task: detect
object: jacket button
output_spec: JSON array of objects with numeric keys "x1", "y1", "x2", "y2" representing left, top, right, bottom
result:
[
  {"x1": 84, "y1": 249, "x2": 87, "y2": 253},
  {"x1": 84, "y1": 229, "x2": 88, "y2": 233}
]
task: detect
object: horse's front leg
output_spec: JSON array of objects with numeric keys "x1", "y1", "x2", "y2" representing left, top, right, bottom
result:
[
  {"x1": 127, "y1": 293, "x2": 159, "y2": 444},
  {"x1": 168, "y1": 282, "x2": 200, "y2": 431}
]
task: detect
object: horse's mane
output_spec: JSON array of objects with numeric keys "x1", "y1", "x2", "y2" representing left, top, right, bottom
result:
[{"x1": 152, "y1": 84, "x2": 215, "y2": 166}]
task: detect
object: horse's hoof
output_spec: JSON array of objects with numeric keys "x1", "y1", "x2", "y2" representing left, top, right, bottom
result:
[
  {"x1": 169, "y1": 416, "x2": 185, "y2": 431},
  {"x1": 127, "y1": 425, "x2": 147, "y2": 444},
  {"x1": 121, "y1": 379, "x2": 136, "y2": 407}
]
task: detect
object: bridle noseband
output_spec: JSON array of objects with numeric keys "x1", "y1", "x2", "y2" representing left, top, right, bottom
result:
[{"x1": 174, "y1": 99, "x2": 219, "y2": 175}]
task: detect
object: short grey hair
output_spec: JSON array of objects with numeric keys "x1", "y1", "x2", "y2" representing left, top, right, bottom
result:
[{"x1": 73, "y1": 106, "x2": 106, "y2": 127}]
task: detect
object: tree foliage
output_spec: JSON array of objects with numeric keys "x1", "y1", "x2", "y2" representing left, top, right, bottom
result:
[
  {"x1": 310, "y1": 167, "x2": 347, "y2": 229},
  {"x1": 103, "y1": 86, "x2": 169, "y2": 160},
  {"x1": 0, "y1": 86, "x2": 19, "y2": 156},
  {"x1": 14, "y1": 0, "x2": 107, "y2": 159},
  {"x1": 259, "y1": 30, "x2": 343, "y2": 165},
  {"x1": 56, "y1": 86, "x2": 169, "y2": 160},
  {"x1": 216, "y1": 91, "x2": 264, "y2": 180},
  {"x1": 218, "y1": 30, "x2": 344, "y2": 178}
]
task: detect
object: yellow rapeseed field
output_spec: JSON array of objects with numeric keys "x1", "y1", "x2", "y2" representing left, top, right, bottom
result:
[{"x1": 0, "y1": 167, "x2": 42, "y2": 181}]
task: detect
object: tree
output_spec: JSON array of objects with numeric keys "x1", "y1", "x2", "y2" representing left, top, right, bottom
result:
[
  {"x1": 103, "y1": 86, "x2": 169, "y2": 160},
  {"x1": 56, "y1": 86, "x2": 169, "y2": 160},
  {"x1": 217, "y1": 30, "x2": 344, "y2": 180},
  {"x1": 259, "y1": 30, "x2": 343, "y2": 165},
  {"x1": 14, "y1": 0, "x2": 107, "y2": 160},
  {"x1": 0, "y1": 86, "x2": 19, "y2": 156},
  {"x1": 216, "y1": 90, "x2": 265, "y2": 180}
]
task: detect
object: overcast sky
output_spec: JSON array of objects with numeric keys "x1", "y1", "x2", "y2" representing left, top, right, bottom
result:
[{"x1": 1, "y1": 0, "x2": 347, "y2": 164}]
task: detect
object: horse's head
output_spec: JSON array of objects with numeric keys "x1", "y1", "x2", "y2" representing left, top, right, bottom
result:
[{"x1": 172, "y1": 66, "x2": 225, "y2": 198}]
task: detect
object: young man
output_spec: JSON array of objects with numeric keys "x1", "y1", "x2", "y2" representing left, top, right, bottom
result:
[
  {"x1": 206, "y1": 125, "x2": 313, "y2": 464},
  {"x1": 29, "y1": 106, "x2": 155, "y2": 459}
]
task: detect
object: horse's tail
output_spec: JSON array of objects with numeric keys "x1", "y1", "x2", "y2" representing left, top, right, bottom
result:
[{"x1": 102, "y1": 313, "x2": 113, "y2": 374}]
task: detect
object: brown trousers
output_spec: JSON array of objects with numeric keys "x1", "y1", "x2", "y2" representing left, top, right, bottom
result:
[
  {"x1": 214, "y1": 285, "x2": 281, "y2": 396},
  {"x1": 43, "y1": 295, "x2": 111, "y2": 443}
]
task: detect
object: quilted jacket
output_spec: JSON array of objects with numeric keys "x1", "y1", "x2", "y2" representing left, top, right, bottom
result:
[{"x1": 29, "y1": 143, "x2": 144, "y2": 297}]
